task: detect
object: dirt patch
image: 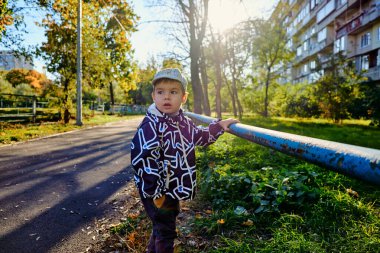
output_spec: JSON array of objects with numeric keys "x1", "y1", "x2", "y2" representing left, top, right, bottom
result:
[{"x1": 85, "y1": 182, "x2": 217, "y2": 253}]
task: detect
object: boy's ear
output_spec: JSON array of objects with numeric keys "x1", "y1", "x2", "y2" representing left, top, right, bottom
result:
[
  {"x1": 151, "y1": 92, "x2": 155, "y2": 102},
  {"x1": 182, "y1": 92, "x2": 188, "y2": 104}
]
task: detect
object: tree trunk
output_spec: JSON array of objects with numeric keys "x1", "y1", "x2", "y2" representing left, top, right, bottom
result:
[
  {"x1": 188, "y1": 0, "x2": 204, "y2": 114},
  {"x1": 231, "y1": 76, "x2": 243, "y2": 120},
  {"x1": 223, "y1": 73, "x2": 237, "y2": 117},
  {"x1": 210, "y1": 30, "x2": 222, "y2": 118},
  {"x1": 214, "y1": 62, "x2": 222, "y2": 119},
  {"x1": 200, "y1": 49, "x2": 210, "y2": 116},
  {"x1": 63, "y1": 79, "x2": 71, "y2": 124},
  {"x1": 264, "y1": 69, "x2": 271, "y2": 117},
  {"x1": 109, "y1": 82, "x2": 115, "y2": 115}
]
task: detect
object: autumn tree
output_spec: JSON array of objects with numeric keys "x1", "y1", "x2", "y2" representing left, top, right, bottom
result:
[
  {"x1": 38, "y1": 0, "x2": 137, "y2": 123},
  {"x1": 0, "y1": 0, "x2": 13, "y2": 36}
]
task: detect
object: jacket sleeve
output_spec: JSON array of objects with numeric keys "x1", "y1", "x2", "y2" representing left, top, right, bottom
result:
[
  {"x1": 190, "y1": 119, "x2": 225, "y2": 147},
  {"x1": 131, "y1": 121, "x2": 164, "y2": 199}
]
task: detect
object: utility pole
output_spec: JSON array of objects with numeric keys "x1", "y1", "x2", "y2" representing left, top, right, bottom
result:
[{"x1": 76, "y1": 0, "x2": 83, "y2": 126}]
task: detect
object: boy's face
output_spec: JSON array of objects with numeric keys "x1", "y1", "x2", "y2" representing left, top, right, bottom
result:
[{"x1": 152, "y1": 79, "x2": 188, "y2": 116}]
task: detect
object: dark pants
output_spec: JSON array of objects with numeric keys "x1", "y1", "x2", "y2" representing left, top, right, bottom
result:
[{"x1": 139, "y1": 192, "x2": 180, "y2": 253}]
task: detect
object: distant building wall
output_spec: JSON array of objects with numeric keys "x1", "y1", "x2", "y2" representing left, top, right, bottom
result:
[
  {"x1": 0, "y1": 50, "x2": 33, "y2": 71},
  {"x1": 275, "y1": 0, "x2": 380, "y2": 83}
]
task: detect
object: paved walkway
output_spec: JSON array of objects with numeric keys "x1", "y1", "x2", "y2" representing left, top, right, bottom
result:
[{"x1": 0, "y1": 118, "x2": 142, "y2": 253}]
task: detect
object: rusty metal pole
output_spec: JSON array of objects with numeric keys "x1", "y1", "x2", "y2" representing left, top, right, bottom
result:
[{"x1": 184, "y1": 112, "x2": 380, "y2": 186}]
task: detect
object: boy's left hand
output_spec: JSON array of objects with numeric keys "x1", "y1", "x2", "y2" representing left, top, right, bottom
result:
[{"x1": 218, "y1": 118, "x2": 239, "y2": 132}]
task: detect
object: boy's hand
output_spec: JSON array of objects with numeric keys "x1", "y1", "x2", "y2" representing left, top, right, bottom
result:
[
  {"x1": 153, "y1": 195, "x2": 166, "y2": 208},
  {"x1": 218, "y1": 118, "x2": 239, "y2": 132}
]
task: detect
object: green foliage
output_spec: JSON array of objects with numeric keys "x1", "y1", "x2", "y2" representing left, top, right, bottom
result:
[
  {"x1": 199, "y1": 137, "x2": 320, "y2": 213},
  {"x1": 110, "y1": 215, "x2": 146, "y2": 236},
  {"x1": 192, "y1": 117, "x2": 380, "y2": 252},
  {"x1": 128, "y1": 59, "x2": 157, "y2": 105},
  {"x1": 271, "y1": 82, "x2": 320, "y2": 118},
  {"x1": 313, "y1": 52, "x2": 366, "y2": 123},
  {"x1": 350, "y1": 81, "x2": 380, "y2": 127}
]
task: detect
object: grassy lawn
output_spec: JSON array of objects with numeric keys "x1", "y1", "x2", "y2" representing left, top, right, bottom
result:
[
  {"x1": 103, "y1": 115, "x2": 379, "y2": 252},
  {"x1": 183, "y1": 116, "x2": 380, "y2": 252},
  {"x1": 0, "y1": 113, "x2": 143, "y2": 145},
  {"x1": 236, "y1": 115, "x2": 380, "y2": 149},
  {"x1": 4, "y1": 113, "x2": 379, "y2": 252}
]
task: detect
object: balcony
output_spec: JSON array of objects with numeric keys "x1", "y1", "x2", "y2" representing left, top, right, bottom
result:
[
  {"x1": 336, "y1": 6, "x2": 380, "y2": 38},
  {"x1": 336, "y1": 14, "x2": 363, "y2": 38},
  {"x1": 363, "y1": 65, "x2": 380, "y2": 81}
]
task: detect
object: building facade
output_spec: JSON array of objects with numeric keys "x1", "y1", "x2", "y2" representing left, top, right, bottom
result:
[
  {"x1": 0, "y1": 50, "x2": 33, "y2": 71},
  {"x1": 277, "y1": 0, "x2": 380, "y2": 84}
]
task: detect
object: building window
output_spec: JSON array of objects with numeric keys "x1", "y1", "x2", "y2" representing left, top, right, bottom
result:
[
  {"x1": 303, "y1": 40, "x2": 308, "y2": 51},
  {"x1": 317, "y1": 27, "x2": 327, "y2": 42},
  {"x1": 317, "y1": 0, "x2": 335, "y2": 23},
  {"x1": 361, "y1": 55, "x2": 369, "y2": 70},
  {"x1": 334, "y1": 36, "x2": 345, "y2": 53},
  {"x1": 304, "y1": 64, "x2": 308, "y2": 73},
  {"x1": 337, "y1": 0, "x2": 347, "y2": 7},
  {"x1": 361, "y1": 32, "x2": 371, "y2": 48},
  {"x1": 311, "y1": 0, "x2": 316, "y2": 10},
  {"x1": 297, "y1": 46, "x2": 302, "y2": 56},
  {"x1": 310, "y1": 60, "x2": 316, "y2": 70}
]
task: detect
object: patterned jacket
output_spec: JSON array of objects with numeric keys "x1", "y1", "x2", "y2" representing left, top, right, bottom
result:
[{"x1": 131, "y1": 104, "x2": 224, "y2": 201}]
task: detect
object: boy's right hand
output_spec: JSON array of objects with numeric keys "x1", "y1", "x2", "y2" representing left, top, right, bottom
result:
[{"x1": 153, "y1": 195, "x2": 166, "y2": 208}]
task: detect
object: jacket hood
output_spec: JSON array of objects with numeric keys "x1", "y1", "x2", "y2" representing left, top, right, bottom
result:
[{"x1": 147, "y1": 103, "x2": 185, "y2": 123}]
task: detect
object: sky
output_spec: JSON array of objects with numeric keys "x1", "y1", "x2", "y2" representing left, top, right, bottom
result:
[
  {"x1": 2, "y1": 0, "x2": 277, "y2": 73},
  {"x1": 130, "y1": 0, "x2": 277, "y2": 65}
]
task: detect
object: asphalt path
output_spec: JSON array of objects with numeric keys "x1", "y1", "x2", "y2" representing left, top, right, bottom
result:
[{"x1": 0, "y1": 117, "x2": 143, "y2": 253}]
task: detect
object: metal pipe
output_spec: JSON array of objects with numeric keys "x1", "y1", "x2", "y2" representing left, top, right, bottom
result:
[{"x1": 184, "y1": 112, "x2": 380, "y2": 186}]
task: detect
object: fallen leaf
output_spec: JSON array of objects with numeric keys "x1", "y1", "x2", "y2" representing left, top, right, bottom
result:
[
  {"x1": 128, "y1": 213, "x2": 139, "y2": 219},
  {"x1": 205, "y1": 209, "x2": 213, "y2": 214},
  {"x1": 181, "y1": 207, "x2": 190, "y2": 211},
  {"x1": 36, "y1": 237, "x2": 40, "y2": 241},
  {"x1": 217, "y1": 219, "x2": 225, "y2": 224},
  {"x1": 242, "y1": 219, "x2": 254, "y2": 226},
  {"x1": 346, "y1": 188, "x2": 359, "y2": 198},
  {"x1": 195, "y1": 213, "x2": 202, "y2": 219}
]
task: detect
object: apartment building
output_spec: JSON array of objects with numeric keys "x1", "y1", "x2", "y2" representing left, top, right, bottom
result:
[
  {"x1": 278, "y1": 0, "x2": 380, "y2": 84},
  {"x1": 0, "y1": 50, "x2": 33, "y2": 71}
]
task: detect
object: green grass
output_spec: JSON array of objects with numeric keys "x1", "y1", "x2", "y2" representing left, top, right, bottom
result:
[
  {"x1": 0, "y1": 114, "x2": 143, "y2": 145},
  {"x1": 235, "y1": 115, "x2": 380, "y2": 149},
  {"x1": 187, "y1": 116, "x2": 380, "y2": 253}
]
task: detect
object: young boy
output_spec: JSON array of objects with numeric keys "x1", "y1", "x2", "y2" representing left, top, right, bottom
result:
[{"x1": 131, "y1": 68, "x2": 238, "y2": 253}]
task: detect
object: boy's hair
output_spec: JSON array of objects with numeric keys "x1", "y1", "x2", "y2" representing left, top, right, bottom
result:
[{"x1": 152, "y1": 68, "x2": 187, "y2": 93}]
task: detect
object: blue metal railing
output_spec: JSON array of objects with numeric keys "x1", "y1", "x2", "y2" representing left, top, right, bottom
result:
[{"x1": 184, "y1": 112, "x2": 380, "y2": 186}]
